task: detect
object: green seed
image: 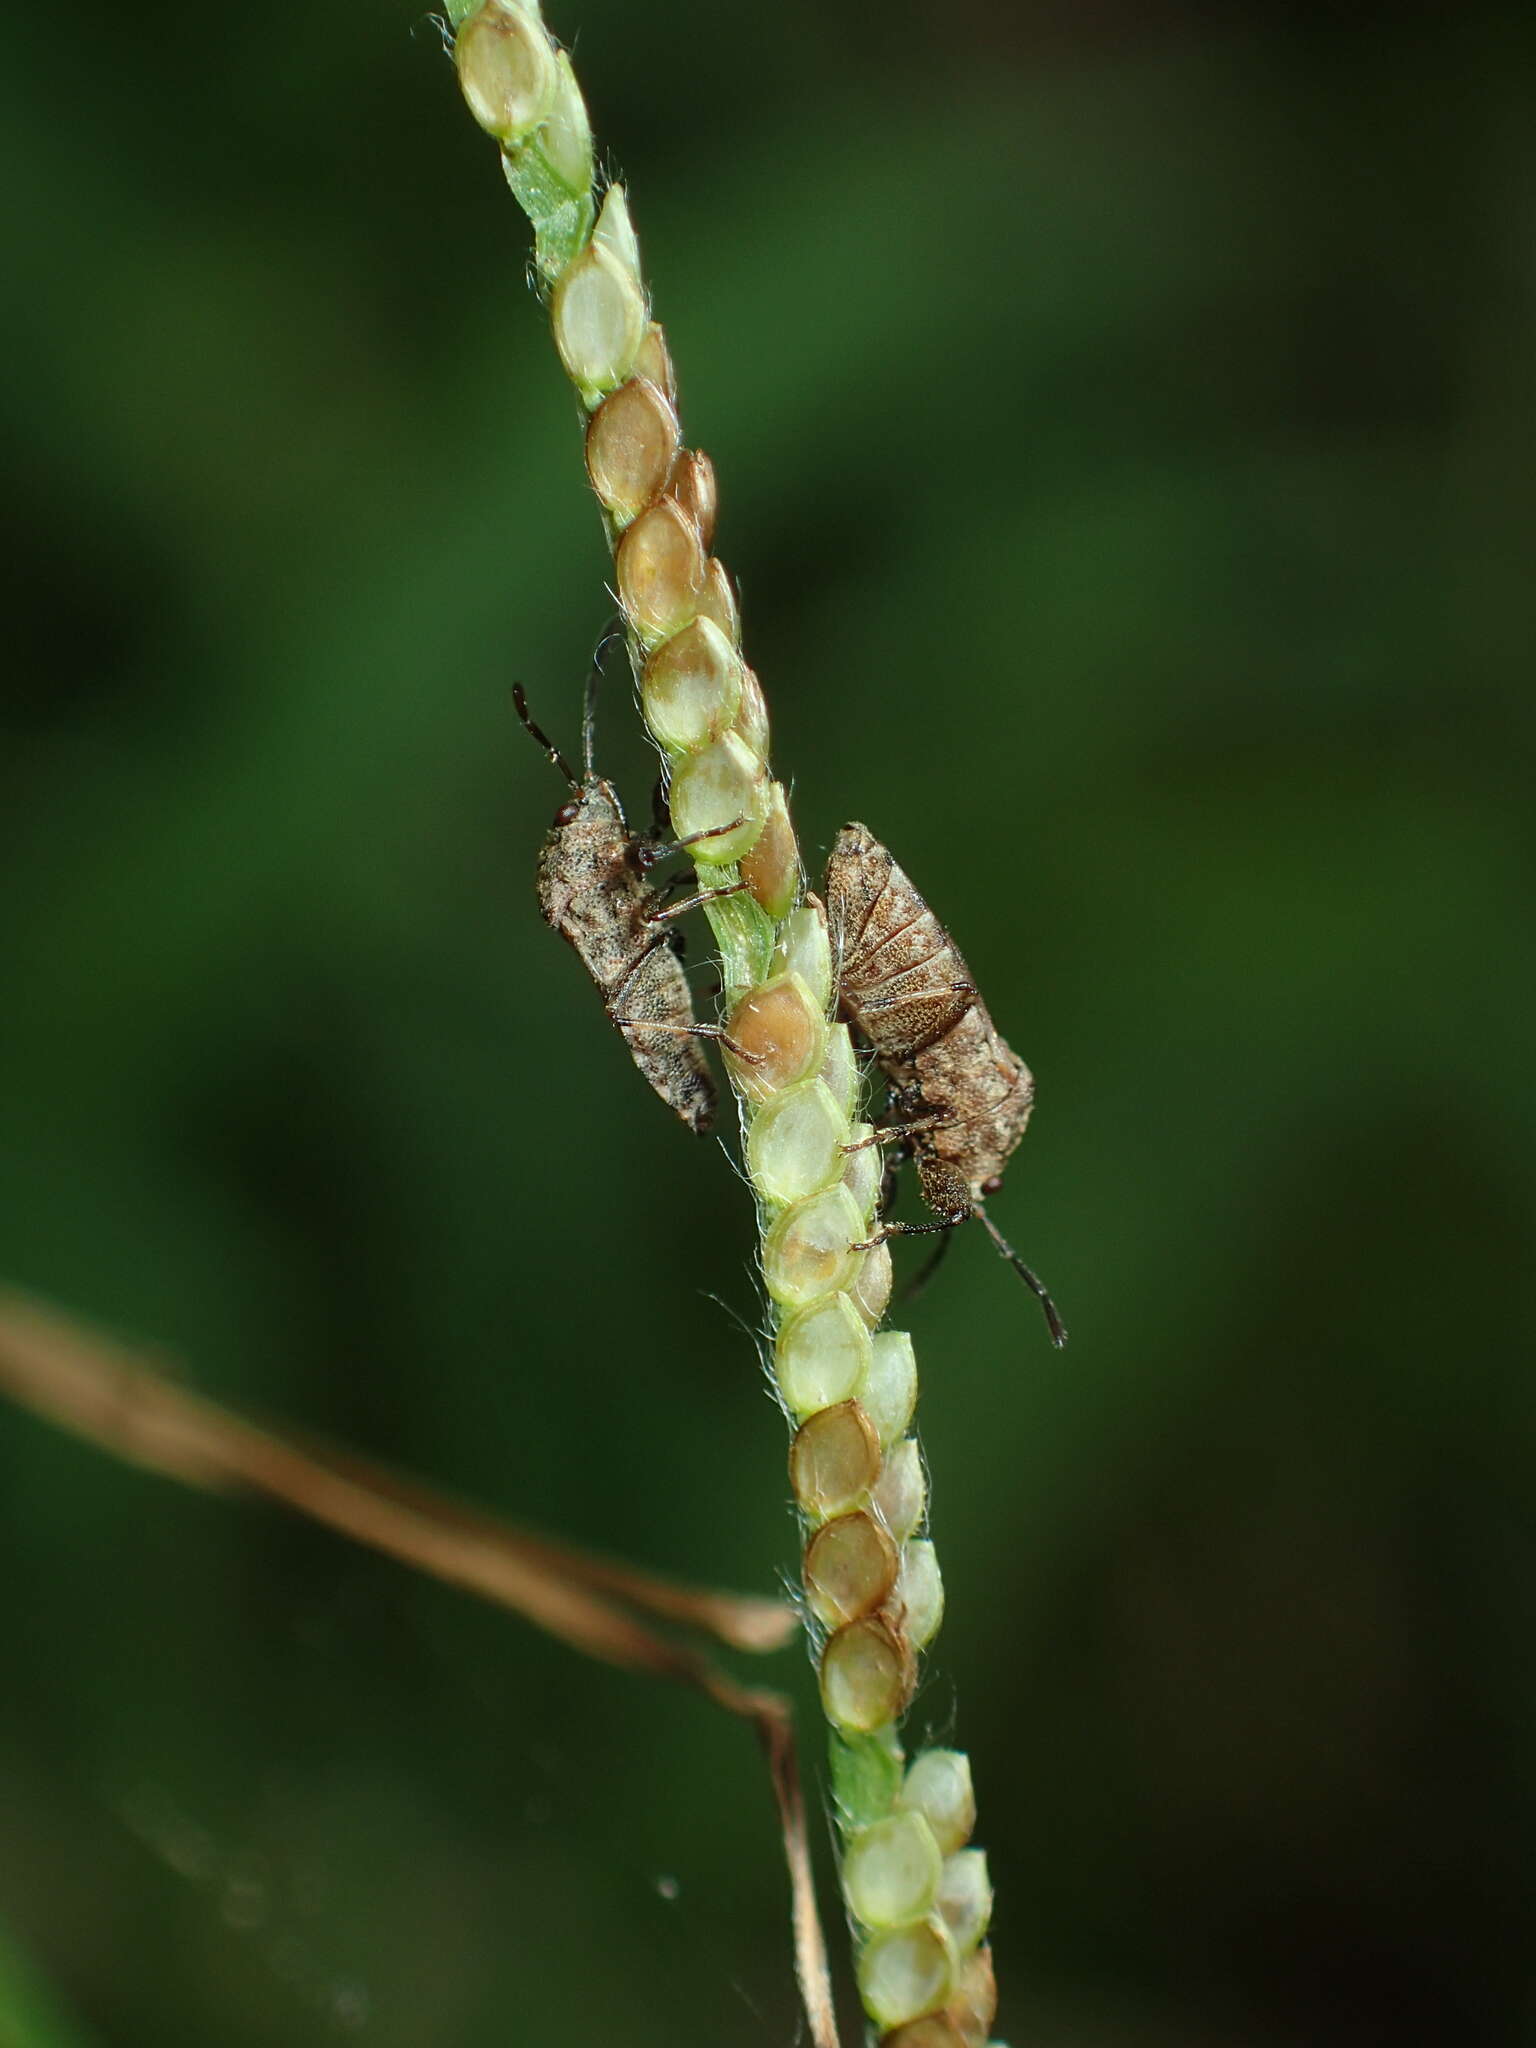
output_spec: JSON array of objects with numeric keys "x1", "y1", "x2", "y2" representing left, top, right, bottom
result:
[
  {"x1": 897, "y1": 1538, "x2": 944, "y2": 1650},
  {"x1": 861, "y1": 1330, "x2": 918, "y2": 1447},
  {"x1": 842, "y1": 1811, "x2": 943, "y2": 1929},
  {"x1": 855, "y1": 1917, "x2": 956, "y2": 2030},
  {"x1": 455, "y1": 0, "x2": 557, "y2": 145},
  {"x1": 774, "y1": 1291, "x2": 871, "y2": 1415},
  {"x1": 748, "y1": 1080, "x2": 847, "y2": 1206},
  {"x1": 763, "y1": 1185, "x2": 864, "y2": 1311},
  {"x1": 667, "y1": 731, "x2": 767, "y2": 866},
  {"x1": 898, "y1": 1750, "x2": 975, "y2": 1857}
]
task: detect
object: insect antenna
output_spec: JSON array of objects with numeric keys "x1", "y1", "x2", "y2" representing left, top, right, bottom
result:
[
  {"x1": 512, "y1": 684, "x2": 579, "y2": 789},
  {"x1": 584, "y1": 613, "x2": 627, "y2": 778},
  {"x1": 976, "y1": 1208, "x2": 1068, "y2": 1349}
]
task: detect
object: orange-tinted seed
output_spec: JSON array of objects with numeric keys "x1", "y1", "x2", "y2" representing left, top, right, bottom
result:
[
  {"x1": 740, "y1": 783, "x2": 799, "y2": 919},
  {"x1": 724, "y1": 975, "x2": 824, "y2": 1102}
]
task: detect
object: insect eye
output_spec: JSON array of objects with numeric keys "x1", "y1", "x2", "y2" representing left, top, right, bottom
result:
[
  {"x1": 553, "y1": 798, "x2": 581, "y2": 826},
  {"x1": 981, "y1": 1174, "x2": 1004, "y2": 1196}
]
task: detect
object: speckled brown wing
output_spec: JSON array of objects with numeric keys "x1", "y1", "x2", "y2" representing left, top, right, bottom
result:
[
  {"x1": 607, "y1": 937, "x2": 717, "y2": 1133},
  {"x1": 825, "y1": 822, "x2": 976, "y2": 1060},
  {"x1": 911, "y1": 1003, "x2": 1034, "y2": 1205}
]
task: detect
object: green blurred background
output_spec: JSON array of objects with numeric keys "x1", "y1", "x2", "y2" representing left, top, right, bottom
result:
[{"x1": 2, "y1": 2, "x2": 1533, "y2": 2043}]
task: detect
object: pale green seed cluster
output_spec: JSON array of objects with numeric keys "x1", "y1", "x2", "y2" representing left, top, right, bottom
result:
[{"x1": 451, "y1": 6, "x2": 1002, "y2": 2038}]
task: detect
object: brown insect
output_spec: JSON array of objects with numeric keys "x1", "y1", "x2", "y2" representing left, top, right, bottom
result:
[
  {"x1": 825, "y1": 821, "x2": 1066, "y2": 1345},
  {"x1": 515, "y1": 666, "x2": 746, "y2": 1133}
]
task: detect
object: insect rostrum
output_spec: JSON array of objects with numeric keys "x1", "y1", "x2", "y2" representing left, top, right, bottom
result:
[{"x1": 826, "y1": 821, "x2": 1066, "y2": 1345}]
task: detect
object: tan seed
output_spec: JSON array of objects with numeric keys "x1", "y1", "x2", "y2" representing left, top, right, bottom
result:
[
  {"x1": 947, "y1": 1944, "x2": 996, "y2": 2046},
  {"x1": 789, "y1": 1401, "x2": 882, "y2": 1520},
  {"x1": 851, "y1": 1240, "x2": 895, "y2": 1328},
  {"x1": 669, "y1": 448, "x2": 718, "y2": 548},
  {"x1": 804, "y1": 1511, "x2": 898, "y2": 1628},
  {"x1": 820, "y1": 1613, "x2": 914, "y2": 1733},
  {"x1": 615, "y1": 496, "x2": 706, "y2": 646},
  {"x1": 735, "y1": 662, "x2": 770, "y2": 758},
  {"x1": 879, "y1": 2019, "x2": 968, "y2": 2048},
  {"x1": 585, "y1": 378, "x2": 680, "y2": 526},
  {"x1": 695, "y1": 556, "x2": 740, "y2": 645},
  {"x1": 633, "y1": 321, "x2": 676, "y2": 403}
]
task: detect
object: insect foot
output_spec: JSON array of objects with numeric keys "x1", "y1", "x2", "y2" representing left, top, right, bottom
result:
[
  {"x1": 824, "y1": 822, "x2": 1066, "y2": 1346},
  {"x1": 515, "y1": 675, "x2": 741, "y2": 1133}
]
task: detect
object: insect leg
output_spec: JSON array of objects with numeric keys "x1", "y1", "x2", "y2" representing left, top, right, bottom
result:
[
  {"x1": 644, "y1": 882, "x2": 750, "y2": 924},
  {"x1": 977, "y1": 1210, "x2": 1068, "y2": 1349},
  {"x1": 635, "y1": 815, "x2": 751, "y2": 872},
  {"x1": 857, "y1": 981, "x2": 975, "y2": 1013},
  {"x1": 841, "y1": 1110, "x2": 957, "y2": 1153},
  {"x1": 850, "y1": 1216, "x2": 960, "y2": 1251},
  {"x1": 609, "y1": 1014, "x2": 766, "y2": 1065},
  {"x1": 898, "y1": 1228, "x2": 954, "y2": 1304}
]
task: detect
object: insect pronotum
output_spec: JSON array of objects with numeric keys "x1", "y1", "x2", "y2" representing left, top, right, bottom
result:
[
  {"x1": 515, "y1": 653, "x2": 748, "y2": 1133},
  {"x1": 825, "y1": 821, "x2": 1066, "y2": 1346}
]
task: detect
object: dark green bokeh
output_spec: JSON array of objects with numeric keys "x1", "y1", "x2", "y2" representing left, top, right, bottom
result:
[{"x1": 2, "y1": 4, "x2": 1533, "y2": 2043}]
